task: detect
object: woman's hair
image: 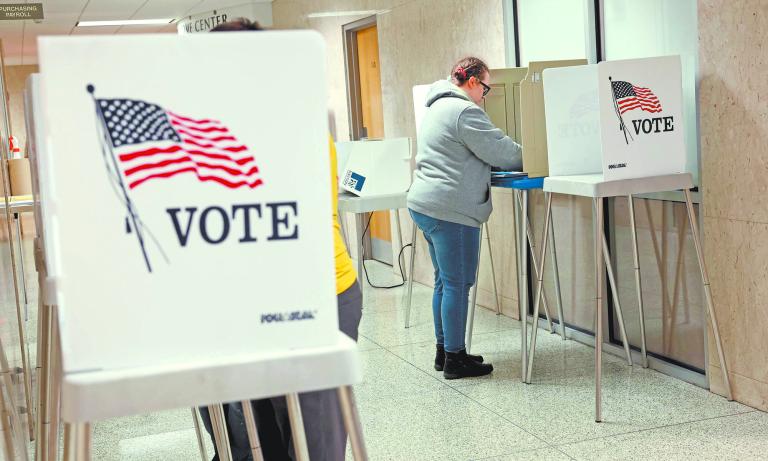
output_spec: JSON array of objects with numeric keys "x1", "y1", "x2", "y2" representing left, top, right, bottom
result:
[
  {"x1": 451, "y1": 57, "x2": 489, "y2": 85},
  {"x1": 210, "y1": 18, "x2": 263, "y2": 32}
]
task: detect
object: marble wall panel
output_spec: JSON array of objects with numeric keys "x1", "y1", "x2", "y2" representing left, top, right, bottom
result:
[{"x1": 699, "y1": 0, "x2": 768, "y2": 411}]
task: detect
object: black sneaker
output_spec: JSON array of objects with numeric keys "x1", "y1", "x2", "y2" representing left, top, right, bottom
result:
[
  {"x1": 443, "y1": 350, "x2": 493, "y2": 379},
  {"x1": 434, "y1": 345, "x2": 484, "y2": 371}
]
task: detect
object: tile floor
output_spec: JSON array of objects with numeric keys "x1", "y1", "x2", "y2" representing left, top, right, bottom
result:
[{"x1": 72, "y1": 263, "x2": 768, "y2": 460}]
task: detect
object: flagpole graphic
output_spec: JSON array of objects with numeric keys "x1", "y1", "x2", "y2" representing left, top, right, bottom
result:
[
  {"x1": 609, "y1": 78, "x2": 663, "y2": 145},
  {"x1": 88, "y1": 84, "x2": 153, "y2": 272},
  {"x1": 609, "y1": 76, "x2": 633, "y2": 145}
]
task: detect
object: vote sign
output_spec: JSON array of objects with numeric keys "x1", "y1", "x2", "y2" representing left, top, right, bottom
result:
[
  {"x1": 38, "y1": 32, "x2": 337, "y2": 373},
  {"x1": 598, "y1": 56, "x2": 686, "y2": 180}
]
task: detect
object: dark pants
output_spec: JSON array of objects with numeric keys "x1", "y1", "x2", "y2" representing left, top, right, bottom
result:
[{"x1": 200, "y1": 282, "x2": 363, "y2": 461}]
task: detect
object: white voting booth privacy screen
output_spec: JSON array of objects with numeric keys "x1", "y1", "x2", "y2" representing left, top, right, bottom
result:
[
  {"x1": 542, "y1": 65, "x2": 603, "y2": 177},
  {"x1": 37, "y1": 32, "x2": 339, "y2": 374},
  {"x1": 412, "y1": 84, "x2": 431, "y2": 136},
  {"x1": 544, "y1": 55, "x2": 686, "y2": 181},
  {"x1": 337, "y1": 138, "x2": 411, "y2": 196}
]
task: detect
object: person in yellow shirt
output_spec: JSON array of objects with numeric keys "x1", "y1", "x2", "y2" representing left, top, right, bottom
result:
[
  {"x1": 253, "y1": 137, "x2": 363, "y2": 461},
  {"x1": 200, "y1": 18, "x2": 363, "y2": 461},
  {"x1": 329, "y1": 135, "x2": 363, "y2": 330}
]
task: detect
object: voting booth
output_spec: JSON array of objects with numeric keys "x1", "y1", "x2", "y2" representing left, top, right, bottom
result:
[
  {"x1": 412, "y1": 60, "x2": 586, "y2": 177},
  {"x1": 337, "y1": 137, "x2": 412, "y2": 196},
  {"x1": 519, "y1": 60, "x2": 587, "y2": 177},
  {"x1": 544, "y1": 55, "x2": 686, "y2": 181},
  {"x1": 33, "y1": 31, "x2": 367, "y2": 460},
  {"x1": 532, "y1": 55, "x2": 733, "y2": 423}
]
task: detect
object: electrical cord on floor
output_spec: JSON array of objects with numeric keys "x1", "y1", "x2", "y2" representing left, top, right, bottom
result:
[{"x1": 360, "y1": 212, "x2": 412, "y2": 289}]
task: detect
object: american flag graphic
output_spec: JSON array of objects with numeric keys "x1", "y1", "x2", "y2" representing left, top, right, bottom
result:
[
  {"x1": 97, "y1": 98, "x2": 263, "y2": 190},
  {"x1": 610, "y1": 81, "x2": 662, "y2": 115}
]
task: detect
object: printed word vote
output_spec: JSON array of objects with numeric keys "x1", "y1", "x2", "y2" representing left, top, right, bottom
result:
[{"x1": 166, "y1": 202, "x2": 299, "y2": 246}]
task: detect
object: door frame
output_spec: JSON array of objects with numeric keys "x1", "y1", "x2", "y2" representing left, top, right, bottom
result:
[
  {"x1": 342, "y1": 16, "x2": 394, "y2": 265},
  {"x1": 342, "y1": 15, "x2": 377, "y2": 141}
]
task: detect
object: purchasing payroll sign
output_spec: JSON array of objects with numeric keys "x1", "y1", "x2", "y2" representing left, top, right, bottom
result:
[
  {"x1": 598, "y1": 55, "x2": 686, "y2": 181},
  {"x1": 38, "y1": 32, "x2": 338, "y2": 373}
]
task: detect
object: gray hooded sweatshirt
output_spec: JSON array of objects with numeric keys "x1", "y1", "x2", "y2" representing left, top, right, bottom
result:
[{"x1": 407, "y1": 80, "x2": 523, "y2": 228}]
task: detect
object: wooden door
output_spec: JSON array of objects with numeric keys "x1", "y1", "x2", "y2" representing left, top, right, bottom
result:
[{"x1": 356, "y1": 25, "x2": 392, "y2": 263}]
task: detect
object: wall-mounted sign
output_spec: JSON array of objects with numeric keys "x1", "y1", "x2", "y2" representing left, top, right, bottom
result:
[
  {"x1": 177, "y1": 2, "x2": 273, "y2": 34},
  {"x1": 0, "y1": 3, "x2": 43, "y2": 20}
]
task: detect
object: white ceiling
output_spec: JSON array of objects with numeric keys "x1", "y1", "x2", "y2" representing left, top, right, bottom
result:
[{"x1": 0, "y1": 0, "x2": 273, "y2": 65}]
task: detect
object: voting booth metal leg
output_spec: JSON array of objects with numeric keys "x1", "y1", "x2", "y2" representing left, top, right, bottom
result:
[
  {"x1": 517, "y1": 191, "x2": 529, "y2": 381},
  {"x1": 62, "y1": 424, "x2": 71, "y2": 460},
  {"x1": 14, "y1": 215, "x2": 29, "y2": 307},
  {"x1": 46, "y1": 307, "x2": 62, "y2": 461},
  {"x1": 467, "y1": 222, "x2": 504, "y2": 351},
  {"x1": 628, "y1": 195, "x2": 649, "y2": 368},
  {"x1": 63, "y1": 423, "x2": 91, "y2": 461},
  {"x1": 339, "y1": 385, "x2": 368, "y2": 461},
  {"x1": 394, "y1": 210, "x2": 406, "y2": 279},
  {"x1": 548, "y1": 205, "x2": 567, "y2": 340},
  {"x1": 76, "y1": 423, "x2": 91, "y2": 461},
  {"x1": 0, "y1": 334, "x2": 29, "y2": 460},
  {"x1": 35, "y1": 304, "x2": 53, "y2": 461},
  {"x1": 524, "y1": 193, "x2": 553, "y2": 384},
  {"x1": 0, "y1": 389, "x2": 14, "y2": 460},
  {"x1": 286, "y1": 393, "x2": 310, "y2": 461},
  {"x1": 404, "y1": 223, "x2": 417, "y2": 329},
  {"x1": 601, "y1": 234, "x2": 633, "y2": 366},
  {"x1": 666, "y1": 214, "x2": 689, "y2": 359},
  {"x1": 0, "y1": 188, "x2": 35, "y2": 442},
  {"x1": 354, "y1": 213, "x2": 365, "y2": 289},
  {"x1": 241, "y1": 401, "x2": 265, "y2": 461},
  {"x1": 594, "y1": 198, "x2": 605, "y2": 423},
  {"x1": 524, "y1": 215, "x2": 554, "y2": 333},
  {"x1": 191, "y1": 408, "x2": 208, "y2": 461},
  {"x1": 208, "y1": 404, "x2": 233, "y2": 461},
  {"x1": 683, "y1": 190, "x2": 733, "y2": 401},
  {"x1": 466, "y1": 226, "x2": 483, "y2": 353},
  {"x1": 484, "y1": 224, "x2": 502, "y2": 315},
  {"x1": 587, "y1": 200, "x2": 632, "y2": 366}
]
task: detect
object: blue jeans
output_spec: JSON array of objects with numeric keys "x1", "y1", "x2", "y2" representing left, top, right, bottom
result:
[{"x1": 409, "y1": 210, "x2": 480, "y2": 353}]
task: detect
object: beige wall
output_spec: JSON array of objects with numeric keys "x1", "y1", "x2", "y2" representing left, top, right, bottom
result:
[{"x1": 698, "y1": 1, "x2": 768, "y2": 411}]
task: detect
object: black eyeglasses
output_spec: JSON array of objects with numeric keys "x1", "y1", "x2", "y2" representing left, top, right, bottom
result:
[{"x1": 478, "y1": 80, "x2": 491, "y2": 97}]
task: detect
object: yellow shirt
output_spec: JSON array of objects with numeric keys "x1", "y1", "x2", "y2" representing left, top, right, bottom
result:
[{"x1": 329, "y1": 136, "x2": 357, "y2": 294}]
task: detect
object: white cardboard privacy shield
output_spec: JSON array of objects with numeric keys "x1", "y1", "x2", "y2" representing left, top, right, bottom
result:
[
  {"x1": 338, "y1": 138, "x2": 412, "y2": 196},
  {"x1": 543, "y1": 65, "x2": 602, "y2": 177},
  {"x1": 412, "y1": 84, "x2": 431, "y2": 136},
  {"x1": 335, "y1": 141, "x2": 352, "y2": 180},
  {"x1": 599, "y1": 56, "x2": 685, "y2": 180},
  {"x1": 544, "y1": 56, "x2": 686, "y2": 181},
  {"x1": 37, "y1": 32, "x2": 338, "y2": 374},
  {"x1": 24, "y1": 76, "x2": 48, "y2": 258}
]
